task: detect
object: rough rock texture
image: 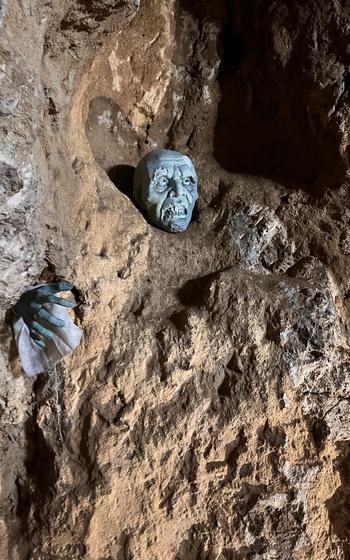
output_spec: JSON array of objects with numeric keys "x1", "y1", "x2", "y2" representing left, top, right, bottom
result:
[{"x1": 2, "y1": 1, "x2": 350, "y2": 559}]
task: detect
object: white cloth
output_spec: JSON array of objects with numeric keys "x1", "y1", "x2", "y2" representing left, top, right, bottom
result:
[{"x1": 12, "y1": 294, "x2": 82, "y2": 377}]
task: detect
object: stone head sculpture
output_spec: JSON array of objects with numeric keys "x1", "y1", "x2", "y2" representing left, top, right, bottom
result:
[{"x1": 133, "y1": 149, "x2": 198, "y2": 233}]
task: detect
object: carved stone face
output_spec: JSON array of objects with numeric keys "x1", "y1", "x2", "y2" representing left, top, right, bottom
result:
[{"x1": 133, "y1": 149, "x2": 198, "y2": 233}]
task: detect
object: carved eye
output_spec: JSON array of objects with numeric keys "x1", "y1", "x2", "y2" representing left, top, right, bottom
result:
[
  {"x1": 154, "y1": 177, "x2": 169, "y2": 192},
  {"x1": 182, "y1": 178, "x2": 193, "y2": 188}
]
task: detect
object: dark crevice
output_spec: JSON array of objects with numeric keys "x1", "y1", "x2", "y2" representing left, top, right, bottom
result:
[
  {"x1": 107, "y1": 164, "x2": 135, "y2": 201},
  {"x1": 326, "y1": 441, "x2": 350, "y2": 557},
  {"x1": 219, "y1": 0, "x2": 245, "y2": 74},
  {"x1": 16, "y1": 376, "x2": 58, "y2": 544},
  {"x1": 177, "y1": 270, "x2": 226, "y2": 308},
  {"x1": 180, "y1": 0, "x2": 349, "y2": 195},
  {"x1": 310, "y1": 418, "x2": 330, "y2": 452}
]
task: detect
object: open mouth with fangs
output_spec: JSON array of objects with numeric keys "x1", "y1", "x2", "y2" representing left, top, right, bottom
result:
[{"x1": 162, "y1": 204, "x2": 188, "y2": 224}]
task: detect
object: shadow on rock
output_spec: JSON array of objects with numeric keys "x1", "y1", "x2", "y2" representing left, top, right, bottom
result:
[{"x1": 107, "y1": 164, "x2": 135, "y2": 203}]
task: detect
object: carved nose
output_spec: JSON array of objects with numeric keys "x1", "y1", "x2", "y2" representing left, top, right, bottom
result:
[{"x1": 169, "y1": 179, "x2": 184, "y2": 197}]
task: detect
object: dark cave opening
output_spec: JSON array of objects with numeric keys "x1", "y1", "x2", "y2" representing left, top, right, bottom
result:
[
  {"x1": 212, "y1": 0, "x2": 320, "y2": 191},
  {"x1": 181, "y1": 0, "x2": 349, "y2": 195}
]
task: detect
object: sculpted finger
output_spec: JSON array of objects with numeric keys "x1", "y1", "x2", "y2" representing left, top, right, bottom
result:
[
  {"x1": 37, "y1": 282, "x2": 73, "y2": 296},
  {"x1": 46, "y1": 295, "x2": 75, "y2": 308},
  {"x1": 36, "y1": 308, "x2": 65, "y2": 328},
  {"x1": 35, "y1": 285, "x2": 55, "y2": 296},
  {"x1": 29, "y1": 331, "x2": 45, "y2": 348},
  {"x1": 38, "y1": 294, "x2": 75, "y2": 307},
  {"x1": 31, "y1": 320, "x2": 54, "y2": 340},
  {"x1": 48, "y1": 281, "x2": 74, "y2": 292}
]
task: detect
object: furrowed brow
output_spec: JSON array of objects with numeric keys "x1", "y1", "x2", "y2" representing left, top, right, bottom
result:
[{"x1": 182, "y1": 174, "x2": 195, "y2": 182}]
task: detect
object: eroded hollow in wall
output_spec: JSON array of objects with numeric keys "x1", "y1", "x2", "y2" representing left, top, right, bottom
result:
[
  {"x1": 180, "y1": 0, "x2": 350, "y2": 194},
  {"x1": 84, "y1": 1, "x2": 179, "y2": 207},
  {"x1": 86, "y1": 96, "x2": 138, "y2": 200}
]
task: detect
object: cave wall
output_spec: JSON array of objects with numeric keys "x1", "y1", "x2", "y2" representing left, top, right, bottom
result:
[{"x1": 1, "y1": 1, "x2": 350, "y2": 559}]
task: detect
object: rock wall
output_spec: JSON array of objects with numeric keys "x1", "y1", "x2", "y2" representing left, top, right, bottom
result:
[{"x1": 1, "y1": 1, "x2": 350, "y2": 559}]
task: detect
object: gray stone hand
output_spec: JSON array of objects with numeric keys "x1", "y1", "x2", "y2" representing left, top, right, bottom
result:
[{"x1": 12, "y1": 281, "x2": 75, "y2": 348}]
